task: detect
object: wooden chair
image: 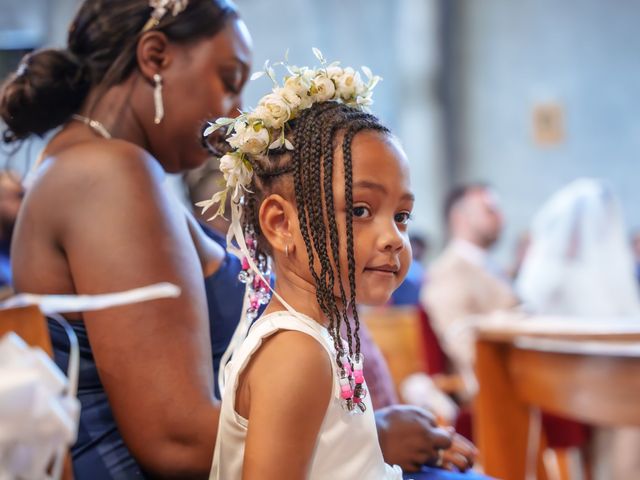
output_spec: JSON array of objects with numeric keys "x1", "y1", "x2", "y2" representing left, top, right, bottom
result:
[
  {"x1": 361, "y1": 305, "x2": 428, "y2": 395},
  {"x1": 474, "y1": 317, "x2": 640, "y2": 480},
  {"x1": 0, "y1": 305, "x2": 74, "y2": 480},
  {"x1": 0, "y1": 305, "x2": 53, "y2": 355}
]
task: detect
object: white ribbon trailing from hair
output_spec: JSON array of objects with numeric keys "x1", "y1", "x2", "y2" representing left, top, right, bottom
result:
[{"x1": 217, "y1": 201, "x2": 301, "y2": 396}]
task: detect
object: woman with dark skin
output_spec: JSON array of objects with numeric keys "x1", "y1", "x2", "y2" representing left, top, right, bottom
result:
[
  {"x1": 1, "y1": 1, "x2": 478, "y2": 477},
  {"x1": 1, "y1": 1, "x2": 250, "y2": 477}
]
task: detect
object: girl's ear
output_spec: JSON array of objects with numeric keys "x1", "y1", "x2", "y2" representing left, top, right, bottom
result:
[
  {"x1": 136, "y1": 31, "x2": 172, "y2": 82},
  {"x1": 259, "y1": 194, "x2": 297, "y2": 256}
]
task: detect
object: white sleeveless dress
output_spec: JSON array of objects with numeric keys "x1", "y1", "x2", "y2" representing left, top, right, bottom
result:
[{"x1": 210, "y1": 311, "x2": 403, "y2": 479}]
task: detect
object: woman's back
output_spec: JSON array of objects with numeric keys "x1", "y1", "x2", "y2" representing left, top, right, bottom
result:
[
  {"x1": 1, "y1": 0, "x2": 251, "y2": 476},
  {"x1": 13, "y1": 135, "x2": 216, "y2": 477},
  {"x1": 13, "y1": 137, "x2": 178, "y2": 299}
]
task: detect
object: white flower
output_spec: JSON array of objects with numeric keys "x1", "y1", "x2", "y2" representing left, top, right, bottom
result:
[
  {"x1": 335, "y1": 67, "x2": 364, "y2": 100},
  {"x1": 284, "y1": 74, "x2": 313, "y2": 109},
  {"x1": 228, "y1": 121, "x2": 270, "y2": 156},
  {"x1": 272, "y1": 87, "x2": 301, "y2": 111},
  {"x1": 311, "y1": 75, "x2": 336, "y2": 102},
  {"x1": 219, "y1": 153, "x2": 253, "y2": 199},
  {"x1": 326, "y1": 65, "x2": 344, "y2": 82},
  {"x1": 256, "y1": 93, "x2": 291, "y2": 129},
  {"x1": 242, "y1": 125, "x2": 270, "y2": 156},
  {"x1": 227, "y1": 121, "x2": 248, "y2": 150}
]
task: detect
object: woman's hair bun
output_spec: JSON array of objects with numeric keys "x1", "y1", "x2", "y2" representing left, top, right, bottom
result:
[{"x1": 1, "y1": 49, "x2": 91, "y2": 143}]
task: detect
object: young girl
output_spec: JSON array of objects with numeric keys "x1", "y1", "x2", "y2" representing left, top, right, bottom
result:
[{"x1": 202, "y1": 53, "x2": 413, "y2": 479}]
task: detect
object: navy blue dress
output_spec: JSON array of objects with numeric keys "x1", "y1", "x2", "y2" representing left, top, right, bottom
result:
[{"x1": 48, "y1": 239, "x2": 245, "y2": 478}]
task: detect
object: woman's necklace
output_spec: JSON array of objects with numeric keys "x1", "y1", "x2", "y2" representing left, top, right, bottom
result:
[{"x1": 71, "y1": 114, "x2": 112, "y2": 139}]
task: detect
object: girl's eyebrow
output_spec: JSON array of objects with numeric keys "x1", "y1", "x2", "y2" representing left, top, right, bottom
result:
[{"x1": 353, "y1": 180, "x2": 415, "y2": 201}]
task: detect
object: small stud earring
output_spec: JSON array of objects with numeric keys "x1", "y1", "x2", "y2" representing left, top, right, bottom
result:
[{"x1": 153, "y1": 73, "x2": 164, "y2": 124}]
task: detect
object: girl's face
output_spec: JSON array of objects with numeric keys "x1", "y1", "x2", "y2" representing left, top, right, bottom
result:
[{"x1": 332, "y1": 131, "x2": 414, "y2": 306}]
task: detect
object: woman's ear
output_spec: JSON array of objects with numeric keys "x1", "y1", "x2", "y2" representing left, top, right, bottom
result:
[
  {"x1": 259, "y1": 194, "x2": 297, "y2": 256},
  {"x1": 136, "y1": 31, "x2": 172, "y2": 82}
]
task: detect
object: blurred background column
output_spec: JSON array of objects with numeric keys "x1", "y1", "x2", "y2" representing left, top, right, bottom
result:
[{"x1": 395, "y1": 0, "x2": 448, "y2": 248}]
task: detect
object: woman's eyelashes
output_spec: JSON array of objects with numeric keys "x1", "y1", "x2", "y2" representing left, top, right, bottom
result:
[{"x1": 221, "y1": 68, "x2": 245, "y2": 94}]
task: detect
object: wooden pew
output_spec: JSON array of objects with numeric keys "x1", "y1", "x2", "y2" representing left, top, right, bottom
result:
[
  {"x1": 474, "y1": 314, "x2": 640, "y2": 480},
  {"x1": 360, "y1": 305, "x2": 428, "y2": 395}
]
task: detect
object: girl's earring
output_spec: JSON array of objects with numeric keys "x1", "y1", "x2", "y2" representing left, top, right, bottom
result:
[
  {"x1": 285, "y1": 244, "x2": 289, "y2": 257},
  {"x1": 153, "y1": 73, "x2": 164, "y2": 125}
]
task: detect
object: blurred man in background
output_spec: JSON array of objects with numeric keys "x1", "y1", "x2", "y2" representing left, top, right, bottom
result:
[{"x1": 420, "y1": 183, "x2": 517, "y2": 399}]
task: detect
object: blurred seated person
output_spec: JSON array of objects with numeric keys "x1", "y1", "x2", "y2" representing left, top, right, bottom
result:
[
  {"x1": 421, "y1": 183, "x2": 517, "y2": 400},
  {"x1": 391, "y1": 233, "x2": 429, "y2": 306}
]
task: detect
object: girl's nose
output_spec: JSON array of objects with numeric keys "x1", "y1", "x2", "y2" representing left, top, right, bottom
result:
[{"x1": 380, "y1": 220, "x2": 404, "y2": 253}]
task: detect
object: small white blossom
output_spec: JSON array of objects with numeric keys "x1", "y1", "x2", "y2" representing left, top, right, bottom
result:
[
  {"x1": 227, "y1": 122, "x2": 270, "y2": 156},
  {"x1": 335, "y1": 67, "x2": 364, "y2": 101},
  {"x1": 256, "y1": 93, "x2": 291, "y2": 129},
  {"x1": 284, "y1": 75, "x2": 313, "y2": 109},
  {"x1": 326, "y1": 65, "x2": 344, "y2": 82},
  {"x1": 311, "y1": 75, "x2": 336, "y2": 102}
]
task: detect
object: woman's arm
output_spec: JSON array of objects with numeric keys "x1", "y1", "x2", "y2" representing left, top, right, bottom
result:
[
  {"x1": 239, "y1": 330, "x2": 333, "y2": 480},
  {"x1": 181, "y1": 202, "x2": 225, "y2": 278},
  {"x1": 49, "y1": 141, "x2": 219, "y2": 477}
]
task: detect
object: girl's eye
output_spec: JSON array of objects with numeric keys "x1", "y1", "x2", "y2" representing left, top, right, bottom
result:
[
  {"x1": 353, "y1": 206, "x2": 372, "y2": 218},
  {"x1": 395, "y1": 211, "x2": 412, "y2": 225}
]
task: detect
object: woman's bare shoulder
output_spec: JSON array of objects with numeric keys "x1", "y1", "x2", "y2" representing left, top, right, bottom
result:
[
  {"x1": 25, "y1": 139, "x2": 169, "y2": 218},
  {"x1": 36, "y1": 138, "x2": 163, "y2": 187}
]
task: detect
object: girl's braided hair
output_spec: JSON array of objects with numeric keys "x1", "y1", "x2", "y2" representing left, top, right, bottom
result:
[{"x1": 245, "y1": 101, "x2": 390, "y2": 377}]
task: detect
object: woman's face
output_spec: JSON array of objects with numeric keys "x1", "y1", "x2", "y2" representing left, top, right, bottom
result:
[{"x1": 156, "y1": 18, "x2": 252, "y2": 173}]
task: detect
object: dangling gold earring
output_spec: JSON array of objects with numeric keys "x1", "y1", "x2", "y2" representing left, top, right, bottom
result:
[
  {"x1": 153, "y1": 73, "x2": 164, "y2": 124},
  {"x1": 285, "y1": 244, "x2": 289, "y2": 257}
]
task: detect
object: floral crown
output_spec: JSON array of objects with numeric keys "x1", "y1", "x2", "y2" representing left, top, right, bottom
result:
[
  {"x1": 141, "y1": 0, "x2": 189, "y2": 33},
  {"x1": 197, "y1": 49, "x2": 381, "y2": 219}
]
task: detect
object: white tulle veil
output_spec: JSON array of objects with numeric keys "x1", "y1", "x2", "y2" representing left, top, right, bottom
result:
[{"x1": 516, "y1": 178, "x2": 640, "y2": 316}]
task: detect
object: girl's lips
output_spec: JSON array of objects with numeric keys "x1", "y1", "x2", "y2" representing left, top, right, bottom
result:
[{"x1": 364, "y1": 265, "x2": 399, "y2": 276}]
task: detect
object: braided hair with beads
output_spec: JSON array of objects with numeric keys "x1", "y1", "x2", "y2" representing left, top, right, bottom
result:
[{"x1": 243, "y1": 101, "x2": 390, "y2": 411}]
